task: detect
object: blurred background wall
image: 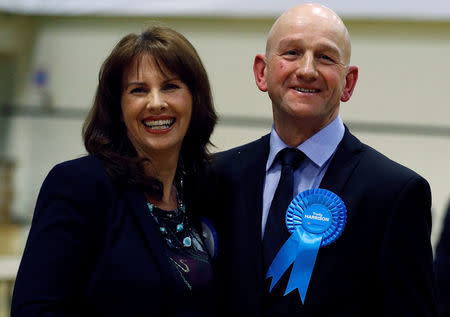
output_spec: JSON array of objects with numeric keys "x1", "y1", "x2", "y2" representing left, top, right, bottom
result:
[{"x1": 0, "y1": 0, "x2": 449, "y2": 260}]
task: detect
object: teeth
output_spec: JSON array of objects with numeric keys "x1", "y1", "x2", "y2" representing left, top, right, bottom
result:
[
  {"x1": 143, "y1": 119, "x2": 175, "y2": 130},
  {"x1": 295, "y1": 88, "x2": 319, "y2": 93}
]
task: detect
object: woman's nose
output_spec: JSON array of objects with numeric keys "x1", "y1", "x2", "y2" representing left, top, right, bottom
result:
[{"x1": 146, "y1": 91, "x2": 168, "y2": 111}]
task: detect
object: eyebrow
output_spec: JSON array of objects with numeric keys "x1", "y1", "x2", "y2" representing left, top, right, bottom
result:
[
  {"x1": 278, "y1": 38, "x2": 342, "y2": 59},
  {"x1": 123, "y1": 81, "x2": 146, "y2": 90},
  {"x1": 123, "y1": 77, "x2": 180, "y2": 90}
]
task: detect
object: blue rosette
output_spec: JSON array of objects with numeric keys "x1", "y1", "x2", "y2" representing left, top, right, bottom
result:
[
  {"x1": 200, "y1": 217, "x2": 219, "y2": 260},
  {"x1": 266, "y1": 188, "x2": 346, "y2": 303}
]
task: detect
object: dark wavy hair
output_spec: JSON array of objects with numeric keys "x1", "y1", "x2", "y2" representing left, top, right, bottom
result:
[{"x1": 83, "y1": 26, "x2": 217, "y2": 199}]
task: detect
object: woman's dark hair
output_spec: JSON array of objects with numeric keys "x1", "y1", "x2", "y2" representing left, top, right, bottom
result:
[{"x1": 83, "y1": 26, "x2": 217, "y2": 198}]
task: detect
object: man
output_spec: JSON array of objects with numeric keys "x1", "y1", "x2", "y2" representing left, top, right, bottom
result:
[
  {"x1": 207, "y1": 3, "x2": 437, "y2": 316},
  {"x1": 435, "y1": 201, "x2": 450, "y2": 316}
]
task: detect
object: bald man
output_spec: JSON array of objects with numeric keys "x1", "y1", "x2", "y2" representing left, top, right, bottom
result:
[{"x1": 206, "y1": 4, "x2": 437, "y2": 316}]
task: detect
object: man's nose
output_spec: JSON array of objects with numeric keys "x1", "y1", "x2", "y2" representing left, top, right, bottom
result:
[{"x1": 295, "y1": 53, "x2": 318, "y2": 80}]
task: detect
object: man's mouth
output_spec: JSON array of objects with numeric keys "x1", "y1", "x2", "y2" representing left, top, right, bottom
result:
[
  {"x1": 143, "y1": 118, "x2": 175, "y2": 130},
  {"x1": 293, "y1": 87, "x2": 320, "y2": 93}
]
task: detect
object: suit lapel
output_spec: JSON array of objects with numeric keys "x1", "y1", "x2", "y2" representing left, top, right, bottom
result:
[
  {"x1": 303, "y1": 128, "x2": 362, "y2": 303},
  {"x1": 123, "y1": 189, "x2": 173, "y2": 283},
  {"x1": 319, "y1": 127, "x2": 362, "y2": 196},
  {"x1": 244, "y1": 134, "x2": 271, "y2": 241},
  {"x1": 244, "y1": 135, "x2": 271, "y2": 314}
]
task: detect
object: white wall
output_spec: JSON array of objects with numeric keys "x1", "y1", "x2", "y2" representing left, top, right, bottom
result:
[
  {"x1": 1, "y1": 15, "x2": 449, "y2": 247},
  {"x1": 2, "y1": 0, "x2": 450, "y2": 19}
]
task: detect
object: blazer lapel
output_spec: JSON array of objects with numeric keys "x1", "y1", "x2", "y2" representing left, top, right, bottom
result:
[
  {"x1": 123, "y1": 189, "x2": 173, "y2": 283},
  {"x1": 319, "y1": 127, "x2": 362, "y2": 196},
  {"x1": 242, "y1": 135, "x2": 270, "y2": 314},
  {"x1": 244, "y1": 134, "x2": 271, "y2": 241}
]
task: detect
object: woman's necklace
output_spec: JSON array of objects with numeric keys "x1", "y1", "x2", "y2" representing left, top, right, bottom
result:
[{"x1": 146, "y1": 176, "x2": 193, "y2": 249}]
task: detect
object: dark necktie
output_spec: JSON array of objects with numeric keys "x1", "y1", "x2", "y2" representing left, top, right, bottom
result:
[{"x1": 263, "y1": 148, "x2": 305, "y2": 271}]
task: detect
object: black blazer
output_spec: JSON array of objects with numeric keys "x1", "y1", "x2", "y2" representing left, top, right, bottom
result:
[
  {"x1": 11, "y1": 155, "x2": 215, "y2": 317},
  {"x1": 207, "y1": 128, "x2": 437, "y2": 316},
  {"x1": 435, "y1": 201, "x2": 450, "y2": 316}
]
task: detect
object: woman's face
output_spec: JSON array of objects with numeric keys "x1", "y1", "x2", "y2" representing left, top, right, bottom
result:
[{"x1": 121, "y1": 57, "x2": 193, "y2": 159}]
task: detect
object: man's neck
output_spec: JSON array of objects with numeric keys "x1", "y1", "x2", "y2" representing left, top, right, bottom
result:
[{"x1": 273, "y1": 113, "x2": 339, "y2": 147}]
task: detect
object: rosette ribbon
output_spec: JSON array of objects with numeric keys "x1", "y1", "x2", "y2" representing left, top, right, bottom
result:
[{"x1": 266, "y1": 188, "x2": 346, "y2": 303}]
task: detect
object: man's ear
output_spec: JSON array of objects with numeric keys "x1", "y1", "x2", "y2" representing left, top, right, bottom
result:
[
  {"x1": 341, "y1": 65, "x2": 358, "y2": 102},
  {"x1": 253, "y1": 54, "x2": 268, "y2": 92}
]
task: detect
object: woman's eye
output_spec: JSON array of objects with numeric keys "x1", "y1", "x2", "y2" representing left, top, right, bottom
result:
[
  {"x1": 130, "y1": 87, "x2": 145, "y2": 94},
  {"x1": 165, "y1": 83, "x2": 180, "y2": 90}
]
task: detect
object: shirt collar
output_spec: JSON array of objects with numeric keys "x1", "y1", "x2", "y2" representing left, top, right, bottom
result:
[{"x1": 266, "y1": 115, "x2": 345, "y2": 171}]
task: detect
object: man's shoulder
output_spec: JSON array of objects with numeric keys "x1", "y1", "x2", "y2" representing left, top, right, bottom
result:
[
  {"x1": 362, "y1": 143, "x2": 410, "y2": 172},
  {"x1": 335, "y1": 129, "x2": 427, "y2": 189},
  {"x1": 355, "y1": 136, "x2": 425, "y2": 183},
  {"x1": 213, "y1": 134, "x2": 270, "y2": 164}
]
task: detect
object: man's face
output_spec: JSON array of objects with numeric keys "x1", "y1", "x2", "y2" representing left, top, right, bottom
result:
[{"x1": 254, "y1": 8, "x2": 357, "y2": 137}]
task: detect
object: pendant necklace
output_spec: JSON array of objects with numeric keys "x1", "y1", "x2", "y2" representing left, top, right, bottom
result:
[{"x1": 146, "y1": 175, "x2": 193, "y2": 249}]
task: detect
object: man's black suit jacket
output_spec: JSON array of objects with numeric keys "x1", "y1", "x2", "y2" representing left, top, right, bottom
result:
[
  {"x1": 435, "y1": 201, "x2": 450, "y2": 316},
  {"x1": 207, "y1": 128, "x2": 437, "y2": 316}
]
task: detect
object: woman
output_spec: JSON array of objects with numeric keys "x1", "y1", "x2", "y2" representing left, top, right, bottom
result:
[{"x1": 11, "y1": 26, "x2": 218, "y2": 316}]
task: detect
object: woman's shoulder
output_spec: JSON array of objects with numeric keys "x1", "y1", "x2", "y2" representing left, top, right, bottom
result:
[
  {"x1": 52, "y1": 154, "x2": 104, "y2": 173},
  {"x1": 48, "y1": 155, "x2": 107, "y2": 180},
  {"x1": 42, "y1": 155, "x2": 114, "y2": 198},
  {"x1": 31, "y1": 155, "x2": 118, "y2": 231}
]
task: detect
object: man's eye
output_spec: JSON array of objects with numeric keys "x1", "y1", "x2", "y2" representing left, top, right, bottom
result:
[
  {"x1": 320, "y1": 54, "x2": 334, "y2": 62},
  {"x1": 285, "y1": 50, "x2": 297, "y2": 56}
]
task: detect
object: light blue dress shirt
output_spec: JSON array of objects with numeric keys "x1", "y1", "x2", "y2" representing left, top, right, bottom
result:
[{"x1": 261, "y1": 115, "x2": 345, "y2": 238}]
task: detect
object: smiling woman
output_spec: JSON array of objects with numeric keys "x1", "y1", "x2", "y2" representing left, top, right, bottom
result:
[
  {"x1": 11, "y1": 26, "x2": 218, "y2": 317},
  {"x1": 121, "y1": 57, "x2": 193, "y2": 167},
  {"x1": 84, "y1": 26, "x2": 217, "y2": 202}
]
